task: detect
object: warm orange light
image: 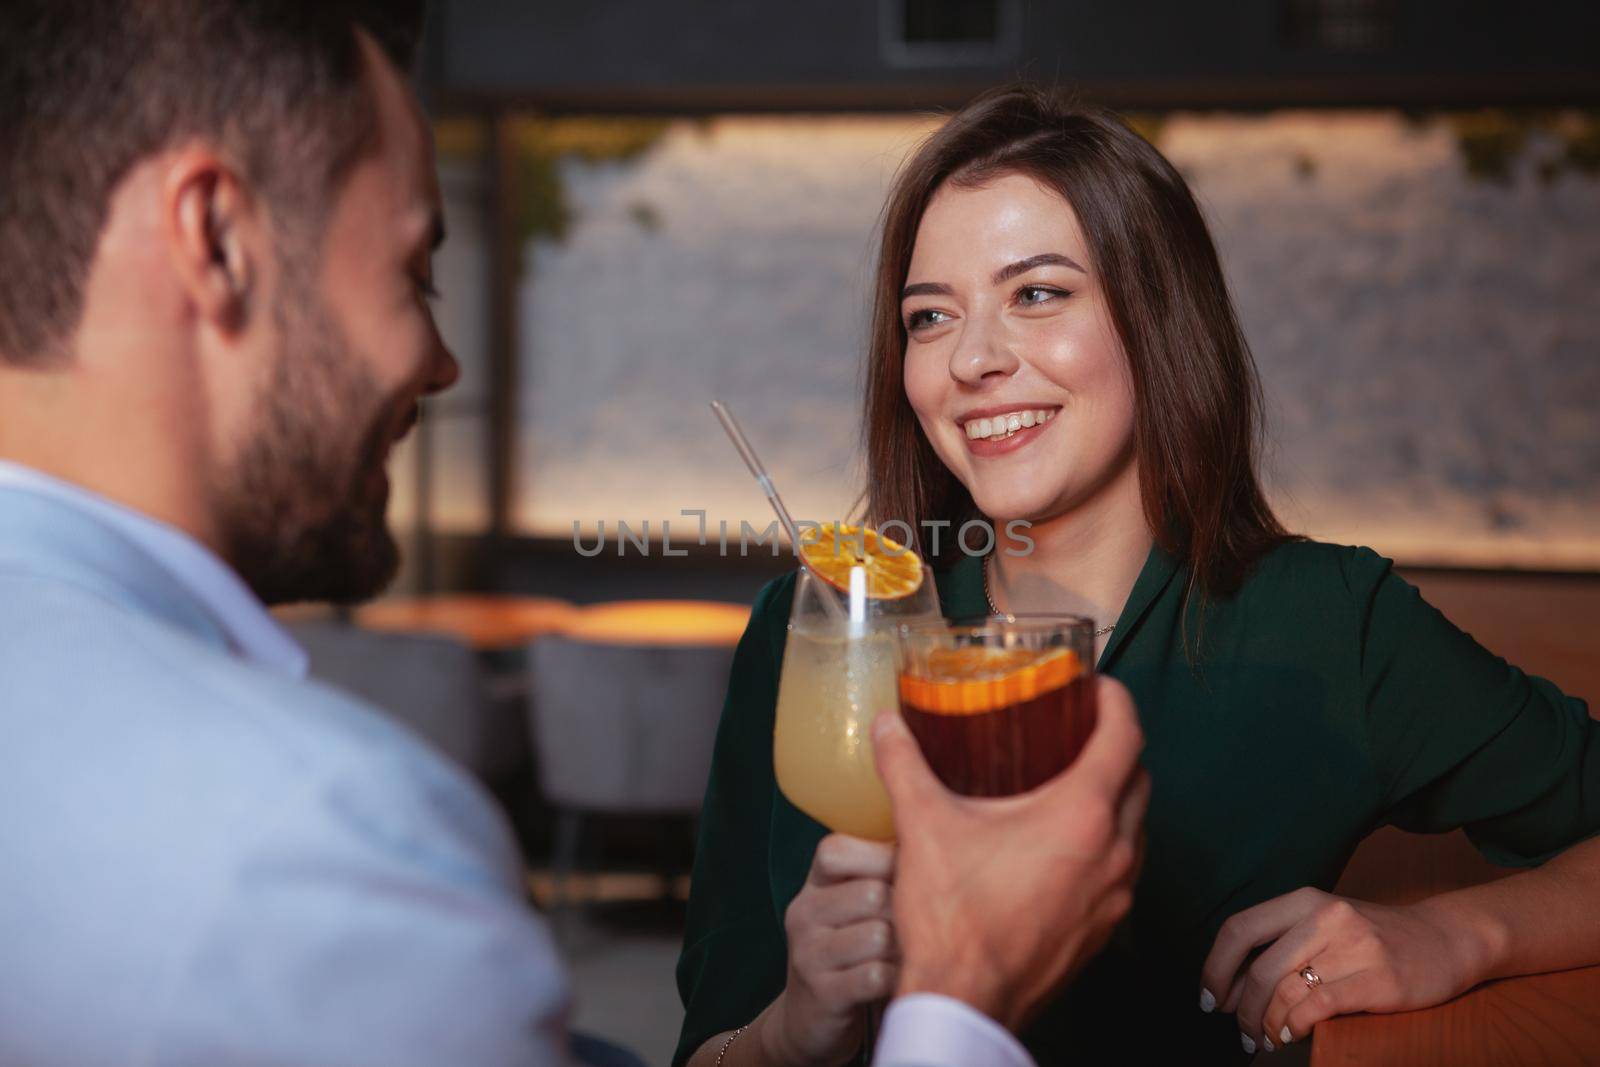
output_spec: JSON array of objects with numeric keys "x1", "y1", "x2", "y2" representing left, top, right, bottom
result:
[
  {"x1": 355, "y1": 594, "x2": 578, "y2": 650},
  {"x1": 562, "y1": 599, "x2": 750, "y2": 647}
]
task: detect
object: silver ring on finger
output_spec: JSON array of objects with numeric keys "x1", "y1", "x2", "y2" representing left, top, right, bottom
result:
[{"x1": 1298, "y1": 964, "x2": 1323, "y2": 990}]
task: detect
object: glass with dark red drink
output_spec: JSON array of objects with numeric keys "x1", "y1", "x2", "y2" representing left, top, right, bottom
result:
[{"x1": 896, "y1": 615, "x2": 1097, "y2": 796}]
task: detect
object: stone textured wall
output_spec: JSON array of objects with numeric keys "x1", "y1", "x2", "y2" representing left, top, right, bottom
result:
[{"x1": 1162, "y1": 112, "x2": 1600, "y2": 567}]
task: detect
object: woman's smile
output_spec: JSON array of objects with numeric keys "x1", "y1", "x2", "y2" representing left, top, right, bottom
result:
[{"x1": 959, "y1": 404, "x2": 1060, "y2": 457}]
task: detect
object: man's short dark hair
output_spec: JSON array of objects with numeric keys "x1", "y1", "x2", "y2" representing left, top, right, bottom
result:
[{"x1": 0, "y1": 0, "x2": 426, "y2": 366}]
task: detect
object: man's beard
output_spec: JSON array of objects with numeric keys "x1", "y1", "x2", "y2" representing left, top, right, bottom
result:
[{"x1": 215, "y1": 275, "x2": 404, "y2": 607}]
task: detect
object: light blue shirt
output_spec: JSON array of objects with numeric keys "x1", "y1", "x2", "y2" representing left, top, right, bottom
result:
[
  {"x1": 0, "y1": 463, "x2": 1032, "y2": 1067},
  {"x1": 0, "y1": 466, "x2": 572, "y2": 1065},
  {"x1": 0, "y1": 461, "x2": 308, "y2": 676}
]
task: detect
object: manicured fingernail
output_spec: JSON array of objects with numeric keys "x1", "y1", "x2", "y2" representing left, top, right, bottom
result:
[
  {"x1": 1262, "y1": 1033, "x2": 1276, "y2": 1052},
  {"x1": 1280, "y1": 1026, "x2": 1293, "y2": 1045},
  {"x1": 1199, "y1": 988, "x2": 1216, "y2": 1012},
  {"x1": 1240, "y1": 1033, "x2": 1256, "y2": 1054}
]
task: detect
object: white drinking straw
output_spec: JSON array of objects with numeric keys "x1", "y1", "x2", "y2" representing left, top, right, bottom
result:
[
  {"x1": 847, "y1": 566, "x2": 868, "y2": 637},
  {"x1": 710, "y1": 399, "x2": 846, "y2": 621}
]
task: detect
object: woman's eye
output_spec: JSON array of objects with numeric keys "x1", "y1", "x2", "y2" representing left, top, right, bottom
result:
[
  {"x1": 1017, "y1": 285, "x2": 1066, "y2": 306},
  {"x1": 905, "y1": 308, "x2": 950, "y2": 331}
]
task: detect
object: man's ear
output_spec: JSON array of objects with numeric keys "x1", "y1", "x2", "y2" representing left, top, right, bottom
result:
[{"x1": 163, "y1": 148, "x2": 260, "y2": 333}]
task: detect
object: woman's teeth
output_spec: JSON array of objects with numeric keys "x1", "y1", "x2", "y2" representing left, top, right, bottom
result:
[{"x1": 964, "y1": 409, "x2": 1055, "y2": 442}]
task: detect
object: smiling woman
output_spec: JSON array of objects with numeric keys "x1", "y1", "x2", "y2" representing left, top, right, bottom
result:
[
  {"x1": 676, "y1": 87, "x2": 1600, "y2": 1067},
  {"x1": 898, "y1": 173, "x2": 1141, "y2": 590},
  {"x1": 867, "y1": 102, "x2": 1290, "y2": 608}
]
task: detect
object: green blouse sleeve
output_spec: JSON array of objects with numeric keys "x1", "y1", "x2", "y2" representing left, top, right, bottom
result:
[
  {"x1": 1349, "y1": 547, "x2": 1600, "y2": 866},
  {"x1": 673, "y1": 573, "x2": 796, "y2": 1067}
]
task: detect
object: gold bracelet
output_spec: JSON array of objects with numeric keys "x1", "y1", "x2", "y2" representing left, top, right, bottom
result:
[{"x1": 715, "y1": 1024, "x2": 749, "y2": 1066}]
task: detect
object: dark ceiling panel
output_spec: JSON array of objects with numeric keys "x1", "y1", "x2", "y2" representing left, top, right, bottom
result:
[{"x1": 424, "y1": 0, "x2": 1600, "y2": 110}]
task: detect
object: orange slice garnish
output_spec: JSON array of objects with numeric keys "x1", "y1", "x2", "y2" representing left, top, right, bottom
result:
[
  {"x1": 798, "y1": 522, "x2": 924, "y2": 600},
  {"x1": 900, "y1": 647, "x2": 1082, "y2": 715}
]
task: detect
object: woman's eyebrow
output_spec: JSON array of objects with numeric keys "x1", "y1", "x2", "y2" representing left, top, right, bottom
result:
[
  {"x1": 901, "y1": 281, "x2": 954, "y2": 300},
  {"x1": 993, "y1": 252, "x2": 1086, "y2": 283},
  {"x1": 902, "y1": 252, "x2": 1088, "y2": 300}
]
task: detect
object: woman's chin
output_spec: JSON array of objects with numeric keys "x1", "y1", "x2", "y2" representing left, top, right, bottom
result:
[{"x1": 969, "y1": 485, "x2": 1065, "y2": 529}]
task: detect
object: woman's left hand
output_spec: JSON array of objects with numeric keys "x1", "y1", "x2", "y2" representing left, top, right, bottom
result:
[{"x1": 1200, "y1": 887, "x2": 1497, "y2": 1053}]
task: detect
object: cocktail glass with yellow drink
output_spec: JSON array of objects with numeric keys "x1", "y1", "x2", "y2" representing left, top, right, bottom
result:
[
  {"x1": 708, "y1": 400, "x2": 940, "y2": 841},
  {"x1": 773, "y1": 524, "x2": 939, "y2": 841}
]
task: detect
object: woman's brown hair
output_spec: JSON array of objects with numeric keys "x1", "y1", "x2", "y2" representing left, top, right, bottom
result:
[{"x1": 863, "y1": 86, "x2": 1292, "y2": 597}]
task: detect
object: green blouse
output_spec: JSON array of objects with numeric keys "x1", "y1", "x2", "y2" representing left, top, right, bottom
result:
[{"x1": 673, "y1": 542, "x2": 1598, "y2": 1066}]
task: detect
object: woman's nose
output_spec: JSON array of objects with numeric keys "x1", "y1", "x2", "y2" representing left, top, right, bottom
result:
[{"x1": 948, "y1": 316, "x2": 1020, "y2": 384}]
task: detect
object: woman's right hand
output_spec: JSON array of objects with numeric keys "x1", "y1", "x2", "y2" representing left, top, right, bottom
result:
[{"x1": 759, "y1": 833, "x2": 897, "y2": 1067}]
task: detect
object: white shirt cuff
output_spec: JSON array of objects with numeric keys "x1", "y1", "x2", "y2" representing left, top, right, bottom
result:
[{"x1": 872, "y1": 993, "x2": 1037, "y2": 1067}]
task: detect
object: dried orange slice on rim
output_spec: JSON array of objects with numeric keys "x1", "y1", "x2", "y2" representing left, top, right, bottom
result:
[
  {"x1": 899, "y1": 646, "x2": 1082, "y2": 715},
  {"x1": 797, "y1": 522, "x2": 924, "y2": 600}
]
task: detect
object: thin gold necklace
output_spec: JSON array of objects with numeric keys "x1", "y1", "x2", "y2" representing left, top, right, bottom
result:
[{"x1": 984, "y1": 554, "x2": 1116, "y2": 637}]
